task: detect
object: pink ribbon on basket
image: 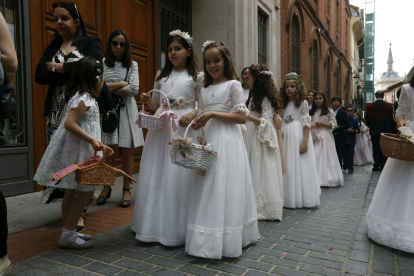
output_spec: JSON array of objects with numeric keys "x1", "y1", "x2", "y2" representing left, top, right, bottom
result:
[
  {"x1": 135, "y1": 109, "x2": 152, "y2": 127},
  {"x1": 160, "y1": 110, "x2": 178, "y2": 133}
]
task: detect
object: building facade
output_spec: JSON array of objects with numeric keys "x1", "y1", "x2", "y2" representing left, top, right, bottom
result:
[{"x1": 280, "y1": 0, "x2": 353, "y2": 105}]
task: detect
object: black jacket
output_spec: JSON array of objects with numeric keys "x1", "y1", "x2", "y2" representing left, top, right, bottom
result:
[
  {"x1": 332, "y1": 108, "x2": 349, "y2": 141},
  {"x1": 35, "y1": 36, "x2": 114, "y2": 117},
  {"x1": 385, "y1": 101, "x2": 399, "y2": 134},
  {"x1": 365, "y1": 99, "x2": 391, "y2": 135}
]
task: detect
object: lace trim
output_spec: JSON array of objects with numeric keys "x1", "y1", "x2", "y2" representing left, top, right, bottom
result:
[
  {"x1": 255, "y1": 192, "x2": 283, "y2": 221},
  {"x1": 257, "y1": 118, "x2": 278, "y2": 149},
  {"x1": 301, "y1": 115, "x2": 311, "y2": 128},
  {"x1": 366, "y1": 215, "x2": 414, "y2": 253},
  {"x1": 328, "y1": 120, "x2": 337, "y2": 129},
  {"x1": 69, "y1": 92, "x2": 97, "y2": 110},
  {"x1": 231, "y1": 104, "x2": 250, "y2": 115},
  {"x1": 187, "y1": 219, "x2": 257, "y2": 234}
]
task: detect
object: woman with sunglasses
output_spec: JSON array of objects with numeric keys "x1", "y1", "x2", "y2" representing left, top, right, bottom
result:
[{"x1": 99, "y1": 30, "x2": 144, "y2": 208}]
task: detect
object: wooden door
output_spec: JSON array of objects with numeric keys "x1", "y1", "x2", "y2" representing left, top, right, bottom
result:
[{"x1": 29, "y1": 0, "x2": 157, "y2": 191}]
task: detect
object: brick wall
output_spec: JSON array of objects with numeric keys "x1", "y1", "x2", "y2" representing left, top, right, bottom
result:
[{"x1": 280, "y1": 0, "x2": 352, "y2": 105}]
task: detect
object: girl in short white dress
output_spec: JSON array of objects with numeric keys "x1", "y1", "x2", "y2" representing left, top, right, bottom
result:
[
  {"x1": 366, "y1": 82, "x2": 414, "y2": 253},
  {"x1": 310, "y1": 91, "x2": 344, "y2": 187},
  {"x1": 185, "y1": 41, "x2": 259, "y2": 259},
  {"x1": 34, "y1": 57, "x2": 113, "y2": 249},
  {"x1": 243, "y1": 63, "x2": 284, "y2": 221},
  {"x1": 132, "y1": 30, "x2": 203, "y2": 246},
  {"x1": 279, "y1": 73, "x2": 320, "y2": 208}
]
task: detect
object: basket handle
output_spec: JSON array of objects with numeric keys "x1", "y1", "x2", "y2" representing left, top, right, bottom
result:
[
  {"x1": 141, "y1": 89, "x2": 171, "y2": 112},
  {"x1": 184, "y1": 121, "x2": 206, "y2": 144},
  {"x1": 94, "y1": 145, "x2": 110, "y2": 159}
]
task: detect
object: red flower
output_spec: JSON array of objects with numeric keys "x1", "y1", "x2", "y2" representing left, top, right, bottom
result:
[
  {"x1": 202, "y1": 146, "x2": 205, "y2": 150},
  {"x1": 208, "y1": 151, "x2": 212, "y2": 154},
  {"x1": 168, "y1": 142, "x2": 172, "y2": 145}
]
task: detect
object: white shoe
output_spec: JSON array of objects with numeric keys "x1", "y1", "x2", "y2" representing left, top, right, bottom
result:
[
  {"x1": 58, "y1": 236, "x2": 92, "y2": 249},
  {"x1": 0, "y1": 256, "x2": 11, "y2": 276},
  {"x1": 77, "y1": 232, "x2": 92, "y2": 241}
]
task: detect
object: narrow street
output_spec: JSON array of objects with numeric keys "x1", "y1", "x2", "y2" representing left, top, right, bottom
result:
[{"x1": 6, "y1": 166, "x2": 413, "y2": 276}]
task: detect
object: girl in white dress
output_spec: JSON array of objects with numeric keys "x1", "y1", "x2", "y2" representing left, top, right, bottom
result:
[
  {"x1": 132, "y1": 30, "x2": 203, "y2": 246},
  {"x1": 279, "y1": 72, "x2": 320, "y2": 208},
  {"x1": 185, "y1": 41, "x2": 259, "y2": 259},
  {"x1": 363, "y1": 120, "x2": 374, "y2": 163},
  {"x1": 310, "y1": 92, "x2": 344, "y2": 187},
  {"x1": 353, "y1": 113, "x2": 374, "y2": 165},
  {"x1": 366, "y1": 82, "x2": 414, "y2": 253},
  {"x1": 34, "y1": 57, "x2": 114, "y2": 249},
  {"x1": 243, "y1": 63, "x2": 284, "y2": 221}
]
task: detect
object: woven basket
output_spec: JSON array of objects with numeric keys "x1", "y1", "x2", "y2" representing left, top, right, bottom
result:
[
  {"x1": 170, "y1": 122, "x2": 217, "y2": 172},
  {"x1": 380, "y1": 133, "x2": 414, "y2": 161},
  {"x1": 139, "y1": 89, "x2": 171, "y2": 132}
]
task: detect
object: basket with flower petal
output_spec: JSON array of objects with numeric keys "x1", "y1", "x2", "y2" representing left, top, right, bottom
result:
[{"x1": 380, "y1": 126, "x2": 414, "y2": 162}]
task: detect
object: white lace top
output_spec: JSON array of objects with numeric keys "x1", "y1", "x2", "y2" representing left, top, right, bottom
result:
[
  {"x1": 279, "y1": 100, "x2": 312, "y2": 128},
  {"x1": 249, "y1": 97, "x2": 279, "y2": 149},
  {"x1": 396, "y1": 84, "x2": 414, "y2": 121}
]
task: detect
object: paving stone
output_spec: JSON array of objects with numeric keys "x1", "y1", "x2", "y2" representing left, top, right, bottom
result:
[
  {"x1": 54, "y1": 254, "x2": 92, "y2": 267},
  {"x1": 249, "y1": 246, "x2": 284, "y2": 258},
  {"x1": 244, "y1": 270, "x2": 273, "y2": 276},
  {"x1": 233, "y1": 258, "x2": 273, "y2": 272},
  {"x1": 11, "y1": 269, "x2": 54, "y2": 276},
  {"x1": 41, "y1": 249, "x2": 67, "y2": 260},
  {"x1": 398, "y1": 258, "x2": 414, "y2": 271},
  {"x1": 48, "y1": 264, "x2": 93, "y2": 276},
  {"x1": 315, "y1": 241, "x2": 349, "y2": 251},
  {"x1": 261, "y1": 255, "x2": 299, "y2": 269},
  {"x1": 146, "y1": 256, "x2": 182, "y2": 269},
  {"x1": 261, "y1": 236, "x2": 294, "y2": 246},
  {"x1": 94, "y1": 241, "x2": 124, "y2": 252},
  {"x1": 308, "y1": 251, "x2": 346, "y2": 262},
  {"x1": 274, "y1": 244, "x2": 307, "y2": 255},
  {"x1": 19, "y1": 257, "x2": 59, "y2": 270},
  {"x1": 345, "y1": 260, "x2": 368, "y2": 276},
  {"x1": 93, "y1": 234, "x2": 123, "y2": 244},
  {"x1": 299, "y1": 263, "x2": 341, "y2": 276},
  {"x1": 373, "y1": 248, "x2": 393, "y2": 261},
  {"x1": 240, "y1": 251, "x2": 262, "y2": 260},
  {"x1": 116, "y1": 248, "x2": 151, "y2": 261},
  {"x1": 284, "y1": 253, "x2": 322, "y2": 266},
  {"x1": 207, "y1": 261, "x2": 247, "y2": 275},
  {"x1": 83, "y1": 262, "x2": 123, "y2": 275},
  {"x1": 271, "y1": 266, "x2": 313, "y2": 276},
  {"x1": 115, "y1": 240, "x2": 146, "y2": 250},
  {"x1": 117, "y1": 271, "x2": 147, "y2": 276},
  {"x1": 322, "y1": 260, "x2": 343, "y2": 270},
  {"x1": 114, "y1": 258, "x2": 153, "y2": 272},
  {"x1": 61, "y1": 248, "x2": 95, "y2": 256},
  {"x1": 373, "y1": 259, "x2": 394, "y2": 275},
  {"x1": 293, "y1": 242, "x2": 328, "y2": 253},
  {"x1": 144, "y1": 246, "x2": 177, "y2": 257},
  {"x1": 352, "y1": 241, "x2": 371, "y2": 252},
  {"x1": 350, "y1": 250, "x2": 370, "y2": 263},
  {"x1": 85, "y1": 250, "x2": 123, "y2": 263},
  {"x1": 178, "y1": 264, "x2": 218, "y2": 276},
  {"x1": 146, "y1": 266, "x2": 187, "y2": 276}
]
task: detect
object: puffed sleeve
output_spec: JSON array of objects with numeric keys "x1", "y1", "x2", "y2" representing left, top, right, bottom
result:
[
  {"x1": 257, "y1": 97, "x2": 278, "y2": 148},
  {"x1": 69, "y1": 92, "x2": 97, "y2": 111},
  {"x1": 300, "y1": 100, "x2": 311, "y2": 128},
  {"x1": 230, "y1": 81, "x2": 249, "y2": 115},
  {"x1": 195, "y1": 72, "x2": 204, "y2": 102},
  {"x1": 396, "y1": 85, "x2": 410, "y2": 118},
  {"x1": 152, "y1": 70, "x2": 162, "y2": 106},
  {"x1": 123, "y1": 61, "x2": 139, "y2": 97},
  {"x1": 328, "y1": 109, "x2": 337, "y2": 129}
]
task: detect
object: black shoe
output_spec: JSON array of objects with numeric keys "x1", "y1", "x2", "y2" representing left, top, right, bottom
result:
[
  {"x1": 348, "y1": 170, "x2": 354, "y2": 174},
  {"x1": 97, "y1": 186, "x2": 112, "y2": 205},
  {"x1": 76, "y1": 217, "x2": 85, "y2": 233},
  {"x1": 120, "y1": 187, "x2": 132, "y2": 208},
  {"x1": 372, "y1": 168, "x2": 380, "y2": 172}
]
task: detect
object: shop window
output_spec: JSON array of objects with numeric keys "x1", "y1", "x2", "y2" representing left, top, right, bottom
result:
[{"x1": 291, "y1": 14, "x2": 300, "y2": 73}]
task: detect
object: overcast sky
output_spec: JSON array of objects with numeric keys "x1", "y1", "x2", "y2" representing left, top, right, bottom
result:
[{"x1": 349, "y1": 0, "x2": 413, "y2": 80}]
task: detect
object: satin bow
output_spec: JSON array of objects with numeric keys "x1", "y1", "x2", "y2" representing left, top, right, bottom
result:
[
  {"x1": 170, "y1": 136, "x2": 195, "y2": 162},
  {"x1": 316, "y1": 133, "x2": 324, "y2": 141},
  {"x1": 160, "y1": 110, "x2": 178, "y2": 133},
  {"x1": 135, "y1": 110, "x2": 152, "y2": 127}
]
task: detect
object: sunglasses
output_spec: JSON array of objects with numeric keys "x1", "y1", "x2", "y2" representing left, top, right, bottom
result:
[{"x1": 111, "y1": 41, "x2": 127, "y2": 48}]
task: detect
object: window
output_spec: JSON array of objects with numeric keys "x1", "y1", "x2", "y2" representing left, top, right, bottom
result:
[
  {"x1": 158, "y1": 0, "x2": 192, "y2": 68},
  {"x1": 326, "y1": 57, "x2": 331, "y2": 99},
  {"x1": 312, "y1": 39, "x2": 318, "y2": 90},
  {"x1": 291, "y1": 14, "x2": 300, "y2": 73},
  {"x1": 258, "y1": 10, "x2": 267, "y2": 65}
]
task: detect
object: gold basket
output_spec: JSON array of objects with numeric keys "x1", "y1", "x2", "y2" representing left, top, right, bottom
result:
[
  {"x1": 380, "y1": 133, "x2": 414, "y2": 162},
  {"x1": 52, "y1": 145, "x2": 137, "y2": 186}
]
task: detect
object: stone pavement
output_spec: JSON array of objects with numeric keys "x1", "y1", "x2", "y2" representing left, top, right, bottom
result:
[{"x1": 7, "y1": 166, "x2": 414, "y2": 275}]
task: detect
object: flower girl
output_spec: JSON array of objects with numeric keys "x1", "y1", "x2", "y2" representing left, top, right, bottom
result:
[
  {"x1": 185, "y1": 41, "x2": 259, "y2": 259},
  {"x1": 243, "y1": 63, "x2": 284, "y2": 220},
  {"x1": 279, "y1": 73, "x2": 320, "y2": 208},
  {"x1": 353, "y1": 113, "x2": 374, "y2": 165},
  {"x1": 132, "y1": 30, "x2": 204, "y2": 246},
  {"x1": 310, "y1": 91, "x2": 344, "y2": 187},
  {"x1": 34, "y1": 57, "x2": 114, "y2": 249}
]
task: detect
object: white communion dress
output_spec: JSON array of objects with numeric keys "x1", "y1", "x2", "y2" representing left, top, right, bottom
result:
[
  {"x1": 366, "y1": 83, "x2": 414, "y2": 253},
  {"x1": 132, "y1": 70, "x2": 204, "y2": 246},
  {"x1": 185, "y1": 80, "x2": 259, "y2": 259},
  {"x1": 243, "y1": 97, "x2": 284, "y2": 220},
  {"x1": 279, "y1": 100, "x2": 321, "y2": 208},
  {"x1": 311, "y1": 109, "x2": 344, "y2": 187},
  {"x1": 354, "y1": 122, "x2": 374, "y2": 165}
]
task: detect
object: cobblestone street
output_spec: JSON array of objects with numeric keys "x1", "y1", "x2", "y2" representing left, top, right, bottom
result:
[{"x1": 8, "y1": 166, "x2": 414, "y2": 276}]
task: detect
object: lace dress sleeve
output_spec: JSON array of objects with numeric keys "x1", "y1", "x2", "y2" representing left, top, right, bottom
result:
[
  {"x1": 328, "y1": 109, "x2": 337, "y2": 129},
  {"x1": 257, "y1": 97, "x2": 278, "y2": 149},
  {"x1": 396, "y1": 85, "x2": 410, "y2": 118},
  {"x1": 230, "y1": 81, "x2": 249, "y2": 115},
  {"x1": 123, "y1": 61, "x2": 139, "y2": 97},
  {"x1": 300, "y1": 100, "x2": 311, "y2": 128},
  {"x1": 152, "y1": 70, "x2": 162, "y2": 106}
]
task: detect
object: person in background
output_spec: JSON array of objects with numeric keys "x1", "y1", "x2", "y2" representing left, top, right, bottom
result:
[
  {"x1": 343, "y1": 106, "x2": 360, "y2": 174},
  {"x1": 385, "y1": 88, "x2": 401, "y2": 135},
  {"x1": 365, "y1": 90, "x2": 391, "y2": 171},
  {"x1": 331, "y1": 96, "x2": 348, "y2": 170},
  {"x1": 0, "y1": 9, "x2": 18, "y2": 276},
  {"x1": 241, "y1": 67, "x2": 251, "y2": 106},
  {"x1": 307, "y1": 90, "x2": 316, "y2": 109}
]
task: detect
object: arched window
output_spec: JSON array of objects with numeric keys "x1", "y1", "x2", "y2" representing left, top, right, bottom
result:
[
  {"x1": 312, "y1": 39, "x2": 318, "y2": 90},
  {"x1": 291, "y1": 14, "x2": 300, "y2": 73},
  {"x1": 326, "y1": 56, "x2": 331, "y2": 99}
]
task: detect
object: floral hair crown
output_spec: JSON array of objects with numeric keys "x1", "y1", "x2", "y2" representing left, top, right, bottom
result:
[
  {"x1": 251, "y1": 64, "x2": 273, "y2": 76},
  {"x1": 201, "y1": 40, "x2": 215, "y2": 53},
  {"x1": 285, "y1": 72, "x2": 300, "y2": 79},
  {"x1": 169, "y1": 30, "x2": 193, "y2": 46}
]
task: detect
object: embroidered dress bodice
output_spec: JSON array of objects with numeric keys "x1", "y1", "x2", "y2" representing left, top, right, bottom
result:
[
  {"x1": 279, "y1": 100, "x2": 311, "y2": 128},
  {"x1": 152, "y1": 70, "x2": 204, "y2": 109}
]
